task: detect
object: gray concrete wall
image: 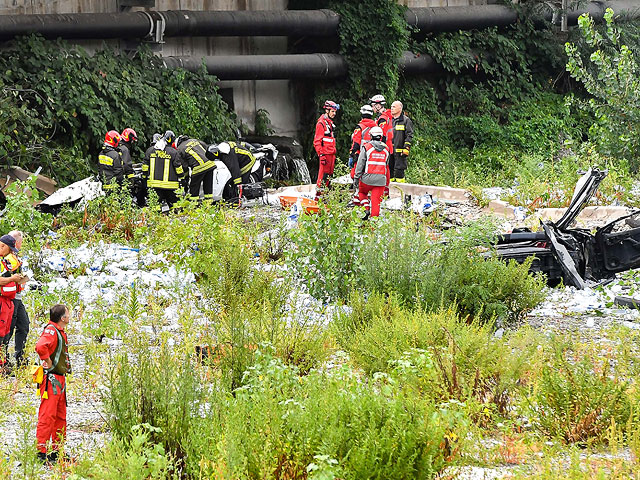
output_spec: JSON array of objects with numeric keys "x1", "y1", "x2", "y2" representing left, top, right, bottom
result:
[{"x1": 0, "y1": 0, "x2": 475, "y2": 136}]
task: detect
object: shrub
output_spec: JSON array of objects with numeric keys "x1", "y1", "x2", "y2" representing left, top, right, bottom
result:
[
  {"x1": 528, "y1": 339, "x2": 631, "y2": 445},
  {"x1": 335, "y1": 296, "x2": 529, "y2": 420},
  {"x1": 358, "y1": 217, "x2": 546, "y2": 324},
  {"x1": 0, "y1": 177, "x2": 52, "y2": 241},
  {"x1": 566, "y1": 9, "x2": 640, "y2": 170},
  {"x1": 104, "y1": 343, "x2": 468, "y2": 479},
  {"x1": 74, "y1": 424, "x2": 174, "y2": 480},
  {"x1": 286, "y1": 192, "x2": 365, "y2": 302}
]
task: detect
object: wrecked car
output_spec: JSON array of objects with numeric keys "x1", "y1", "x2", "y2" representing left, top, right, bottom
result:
[{"x1": 493, "y1": 168, "x2": 640, "y2": 289}]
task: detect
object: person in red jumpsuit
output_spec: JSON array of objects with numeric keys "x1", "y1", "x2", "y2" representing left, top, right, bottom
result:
[
  {"x1": 370, "y1": 94, "x2": 394, "y2": 195},
  {"x1": 314, "y1": 100, "x2": 339, "y2": 197},
  {"x1": 353, "y1": 126, "x2": 390, "y2": 219},
  {"x1": 0, "y1": 234, "x2": 23, "y2": 374},
  {"x1": 35, "y1": 304, "x2": 72, "y2": 463},
  {"x1": 348, "y1": 105, "x2": 377, "y2": 207}
]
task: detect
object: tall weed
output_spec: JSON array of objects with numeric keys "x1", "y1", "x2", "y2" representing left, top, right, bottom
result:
[
  {"x1": 527, "y1": 339, "x2": 630, "y2": 445},
  {"x1": 335, "y1": 296, "x2": 528, "y2": 420},
  {"x1": 104, "y1": 344, "x2": 468, "y2": 479}
]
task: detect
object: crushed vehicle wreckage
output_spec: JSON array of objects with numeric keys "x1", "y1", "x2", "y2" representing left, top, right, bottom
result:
[{"x1": 493, "y1": 168, "x2": 640, "y2": 289}]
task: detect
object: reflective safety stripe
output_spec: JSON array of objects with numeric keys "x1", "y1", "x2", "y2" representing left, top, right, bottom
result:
[
  {"x1": 192, "y1": 160, "x2": 215, "y2": 175},
  {"x1": 395, "y1": 125, "x2": 405, "y2": 131},
  {"x1": 235, "y1": 147, "x2": 252, "y2": 157},
  {"x1": 163, "y1": 159, "x2": 170, "y2": 184},
  {"x1": 127, "y1": 174, "x2": 136, "y2": 179},
  {"x1": 99, "y1": 155, "x2": 114, "y2": 166},
  {"x1": 147, "y1": 180, "x2": 179, "y2": 189},
  {"x1": 2, "y1": 285, "x2": 16, "y2": 292},
  {"x1": 239, "y1": 158, "x2": 256, "y2": 176},
  {"x1": 141, "y1": 165, "x2": 149, "y2": 172},
  {"x1": 233, "y1": 178, "x2": 242, "y2": 184},
  {"x1": 322, "y1": 138, "x2": 334, "y2": 143},
  {"x1": 364, "y1": 145, "x2": 389, "y2": 176},
  {"x1": 396, "y1": 148, "x2": 410, "y2": 155},
  {"x1": 186, "y1": 147, "x2": 205, "y2": 164}
]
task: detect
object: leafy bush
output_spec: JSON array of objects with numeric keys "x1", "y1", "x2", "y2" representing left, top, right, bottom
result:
[
  {"x1": 528, "y1": 339, "x2": 631, "y2": 445},
  {"x1": 0, "y1": 177, "x2": 52, "y2": 241},
  {"x1": 74, "y1": 424, "x2": 174, "y2": 480},
  {"x1": 566, "y1": 9, "x2": 640, "y2": 170},
  {"x1": 335, "y1": 296, "x2": 529, "y2": 420},
  {"x1": 358, "y1": 217, "x2": 546, "y2": 324},
  {"x1": 286, "y1": 193, "x2": 364, "y2": 302},
  {"x1": 105, "y1": 345, "x2": 467, "y2": 479}
]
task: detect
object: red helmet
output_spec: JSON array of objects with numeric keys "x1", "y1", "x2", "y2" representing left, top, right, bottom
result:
[
  {"x1": 323, "y1": 100, "x2": 340, "y2": 111},
  {"x1": 104, "y1": 130, "x2": 121, "y2": 148},
  {"x1": 121, "y1": 128, "x2": 137, "y2": 143}
]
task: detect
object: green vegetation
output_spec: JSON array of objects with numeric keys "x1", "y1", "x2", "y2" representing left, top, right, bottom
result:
[
  {"x1": 288, "y1": 197, "x2": 545, "y2": 324},
  {"x1": 5, "y1": 3, "x2": 640, "y2": 479},
  {"x1": 1, "y1": 185, "x2": 640, "y2": 478},
  {"x1": 0, "y1": 36, "x2": 236, "y2": 186}
]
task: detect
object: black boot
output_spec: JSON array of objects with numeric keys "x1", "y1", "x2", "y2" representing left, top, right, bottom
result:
[{"x1": 37, "y1": 452, "x2": 48, "y2": 463}]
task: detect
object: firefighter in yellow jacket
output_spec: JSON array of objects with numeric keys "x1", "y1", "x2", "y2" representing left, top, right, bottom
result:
[{"x1": 142, "y1": 131, "x2": 182, "y2": 208}]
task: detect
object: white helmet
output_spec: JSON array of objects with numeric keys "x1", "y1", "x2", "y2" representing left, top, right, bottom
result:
[
  {"x1": 369, "y1": 126, "x2": 383, "y2": 140},
  {"x1": 217, "y1": 142, "x2": 231, "y2": 155},
  {"x1": 369, "y1": 94, "x2": 386, "y2": 105},
  {"x1": 360, "y1": 104, "x2": 374, "y2": 116}
]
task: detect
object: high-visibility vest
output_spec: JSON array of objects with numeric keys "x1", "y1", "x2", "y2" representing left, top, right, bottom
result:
[
  {"x1": 0, "y1": 258, "x2": 16, "y2": 299},
  {"x1": 6, "y1": 253, "x2": 23, "y2": 293},
  {"x1": 364, "y1": 143, "x2": 389, "y2": 176}
]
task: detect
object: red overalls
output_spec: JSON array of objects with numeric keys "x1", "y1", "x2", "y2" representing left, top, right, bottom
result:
[
  {"x1": 35, "y1": 322, "x2": 69, "y2": 454},
  {"x1": 357, "y1": 143, "x2": 390, "y2": 217},
  {"x1": 313, "y1": 113, "x2": 337, "y2": 191},
  {"x1": 350, "y1": 118, "x2": 377, "y2": 179}
]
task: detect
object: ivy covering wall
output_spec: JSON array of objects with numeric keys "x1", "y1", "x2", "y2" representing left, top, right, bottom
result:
[{"x1": 0, "y1": 36, "x2": 237, "y2": 185}]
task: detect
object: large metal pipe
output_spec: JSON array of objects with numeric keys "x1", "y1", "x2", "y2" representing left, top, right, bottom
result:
[
  {"x1": 164, "y1": 52, "x2": 440, "y2": 80},
  {"x1": 0, "y1": 11, "x2": 152, "y2": 40},
  {"x1": 161, "y1": 9, "x2": 339, "y2": 37},
  {"x1": 163, "y1": 54, "x2": 348, "y2": 80},
  {"x1": 0, "y1": 2, "x2": 637, "y2": 41},
  {"x1": 406, "y1": 5, "x2": 518, "y2": 32}
]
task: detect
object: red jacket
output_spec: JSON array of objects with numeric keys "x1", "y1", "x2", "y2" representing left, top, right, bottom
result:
[
  {"x1": 350, "y1": 118, "x2": 377, "y2": 157},
  {"x1": 377, "y1": 109, "x2": 394, "y2": 154},
  {"x1": 313, "y1": 114, "x2": 336, "y2": 156},
  {"x1": 36, "y1": 322, "x2": 68, "y2": 363}
]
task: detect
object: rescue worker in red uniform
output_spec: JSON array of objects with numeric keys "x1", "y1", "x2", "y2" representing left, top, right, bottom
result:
[
  {"x1": 98, "y1": 130, "x2": 123, "y2": 192},
  {"x1": 35, "y1": 303, "x2": 72, "y2": 463},
  {"x1": 3, "y1": 231, "x2": 30, "y2": 368},
  {"x1": 370, "y1": 94, "x2": 394, "y2": 154},
  {"x1": 0, "y1": 235, "x2": 24, "y2": 373},
  {"x1": 348, "y1": 105, "x2": 377, "y2": 207},
  {"x1": 313, "y1": 100, "x2": 339, "y2": 197},
  {"x1": 349, "y1": 105, "x2": 377, "y2": 177},
  {"x1": 353, "y1": 126, "x2": 390, "y2": 219},
  {"x1": 175, "y1": 135, "x2": 216, "y2": 201}
]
